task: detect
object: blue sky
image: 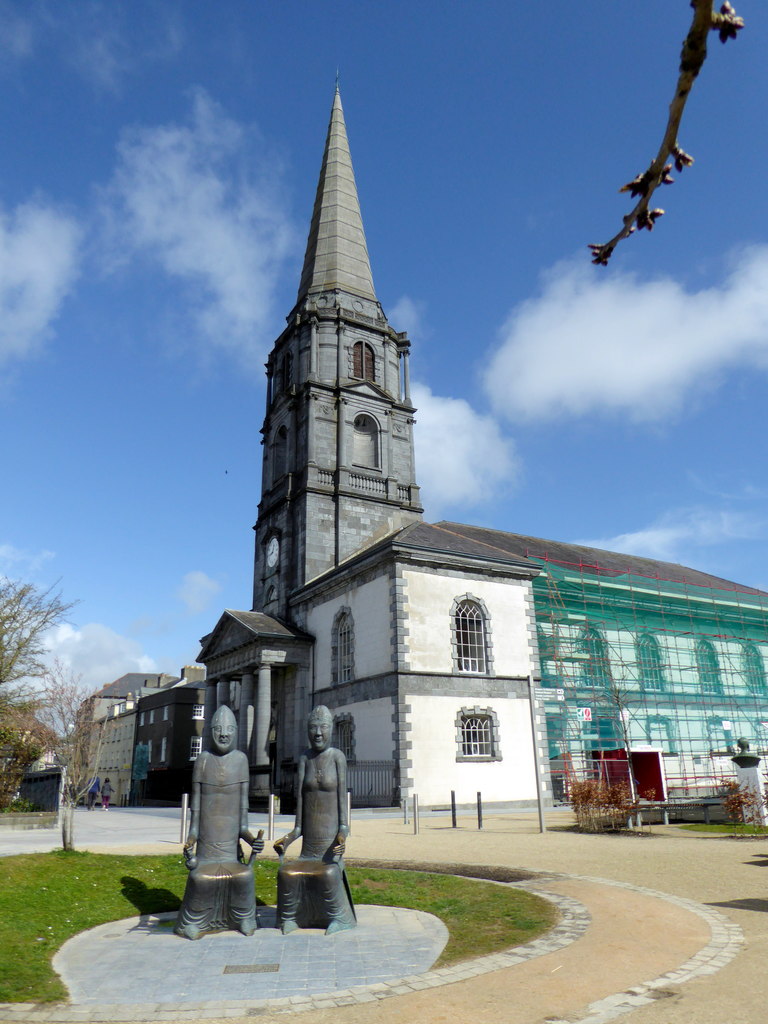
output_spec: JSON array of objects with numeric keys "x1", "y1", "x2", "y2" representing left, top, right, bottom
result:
[{"x1": 2, "y1": 0, "x2": 768, "y2": 689}]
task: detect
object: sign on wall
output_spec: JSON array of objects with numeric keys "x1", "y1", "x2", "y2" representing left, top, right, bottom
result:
[{"x1": 576, "y1": 707, "x2": 593, "y2": 722}]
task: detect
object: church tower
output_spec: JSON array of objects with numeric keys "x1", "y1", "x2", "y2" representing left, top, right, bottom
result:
[{"x1": 253, "y1": 88, "x2": 423, "y2": 618}]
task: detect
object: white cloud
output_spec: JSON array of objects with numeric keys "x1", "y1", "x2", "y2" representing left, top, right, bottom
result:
[
  {"x1": 102, "y1": 90, "x2": 295, "y2": 364},
  {"x1": 45, "y1": 622, "x2": 158, "y2": 691},
  {"x1": 0, "y1": 200, "x2": 81, "y2": 371},
  {"x1": 484, "y1": 246, "x2": 768, "y2": 423},
  {"x1": 0, "y1": 543, "x2": 55, "y2": 576},
  {"x1": 412, "y1": 382, "x2": 519, "y2": 516},
  {"x1": 577, "y1": 507, "x2": 764, "y2": 563},
  {"x1": 177, "y1": 570, "x2": 222, "y2": 616},
  {"x1": 388, "y1": 295, "x2": 426, "y2": 339},
  {"x1": 0, "y1": 1, "x2": 34, "y2": 59}
]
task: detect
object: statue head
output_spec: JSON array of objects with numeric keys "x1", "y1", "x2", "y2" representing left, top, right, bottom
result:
[
  {"x1": 737, "y1": 737, "x2": 750, "y2": 753},
  {"x1": 211, "y1": 704, "x2": 237, "y2": 754},
  {"x1": 307, "y1": 705, "x2": 333, "y2": 753}
]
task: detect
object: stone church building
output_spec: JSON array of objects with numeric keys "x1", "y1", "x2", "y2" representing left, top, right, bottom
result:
[
  {"x1": 198, "y1": 88, "x2": 768, "y2": 811},
  {"x1": 197, "y1": 88, "x2": 546, "y2": 810}
]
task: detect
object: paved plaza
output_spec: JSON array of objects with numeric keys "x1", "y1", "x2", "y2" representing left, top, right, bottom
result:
[{"x1": 1, "y1": 806, "x2": 767, "y2": 1023}]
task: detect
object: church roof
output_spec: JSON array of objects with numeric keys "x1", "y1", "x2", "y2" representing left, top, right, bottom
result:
[
  {"x1": 296, "y1": 87, "x2": 377, "y2": 304},
  {"x1": 435, "y1": 521, "x2": 768, "y2": 598}
]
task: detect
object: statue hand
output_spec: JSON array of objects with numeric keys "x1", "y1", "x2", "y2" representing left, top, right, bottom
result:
[
  {"x1": 251, "y1": 828, "x2": 265, "y2": 855},
  {"x1": 331, "y1": 831, "x2": 346, "y2": 856}
]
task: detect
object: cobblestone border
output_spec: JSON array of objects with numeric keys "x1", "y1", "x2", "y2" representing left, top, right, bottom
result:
[
  {"x1": 0, "y1": 875, "x2": 742, "y2": 1023},
  {"x1": 539, "y1": 874, "x2": 745, "y2": 1024}
]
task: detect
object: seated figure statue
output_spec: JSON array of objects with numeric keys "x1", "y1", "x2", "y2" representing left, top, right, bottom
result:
[
  {"x1": 175, "y1": 704, "x2": 264, "y2": 939},
  {"x1": 273, "y1": 705, "x2": 356, "y2": 935}
]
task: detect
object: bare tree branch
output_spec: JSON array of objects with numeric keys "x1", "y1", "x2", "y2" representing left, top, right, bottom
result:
[
  {"x1": 35, "y1": 661, "x2": 106, "y2": 850},
  {"x1": 0, "y1": 577, "x2": 76, "y2": 707},
  {"x1": 589, "y1": 1, "x2": 744, "y2": 266}
]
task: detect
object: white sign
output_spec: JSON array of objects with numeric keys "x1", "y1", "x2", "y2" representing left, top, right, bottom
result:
[
  {"x1": 721, "y1": 720, "x2": 732, "y2": 730},
  {"x1": 534, "y1": 687, "x2": 565, "y2": 701},
  {"x1": 577, "y1": 707, "x2": 592, "y2": 722}
]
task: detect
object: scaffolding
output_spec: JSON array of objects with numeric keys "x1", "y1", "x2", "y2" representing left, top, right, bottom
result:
[{"x1": 531, "y1": 553, "x2": 768, "y2": 801}]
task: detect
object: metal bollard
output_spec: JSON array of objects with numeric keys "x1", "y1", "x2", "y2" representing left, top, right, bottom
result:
[
  {"x1": 180, "y1": 793, "x2": 189, "y2": 845},
  {"x1": 403, "y1": 798, "x2": 409, "y2": 825},
  {"x1": 451, "y1": 790, "x2": 457, "y2": 828},
  {"x1": 347, "y1": 789, "x2": 352, "y2": 834},
  {"x1": 413, "y1": 793, "x2": 420, "y2": 835},
  {"x1": 477, "y1": 791, "x2": 483, "y2": 830},
  {"x1": 268, "y1": 793, "x2": 275, "y2": 841}
]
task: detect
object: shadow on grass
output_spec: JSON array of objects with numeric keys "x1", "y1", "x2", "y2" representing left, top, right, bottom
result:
[
  {"x1": 120, "y1": 876, "x2": 180, "y2": 915},
  {"x1": 707, "y1": 897, "x2": 768, "y2": 914}
]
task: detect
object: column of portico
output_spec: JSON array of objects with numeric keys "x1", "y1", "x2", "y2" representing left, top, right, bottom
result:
[
  {"x1": 250, "y1": 662, "x2": 272, "y2": 800},
  {"x1": 238, "y1": 671, "x2": 255, "y2": 755},
  {"x1": 217, "y1": 678, "x2": 231, "y2": 707}
]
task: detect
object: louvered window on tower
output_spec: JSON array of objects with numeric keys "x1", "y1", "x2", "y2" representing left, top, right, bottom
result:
[
  {"x1": 352, "y1": 341, "x2": 375, "y2": 381},
  {"x1": 352, "y1": 414, "x2": 379, "y2": 468},
  {"x1": 455, "y1": 600, "x2": 487, "y2": 673}
]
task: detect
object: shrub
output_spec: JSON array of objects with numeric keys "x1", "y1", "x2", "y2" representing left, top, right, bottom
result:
[{"x1": 570, "y1": 778, "x2": 638, "y2": 832}]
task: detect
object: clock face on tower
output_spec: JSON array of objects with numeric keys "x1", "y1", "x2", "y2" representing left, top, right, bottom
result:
[{"x1": 266, "y1": 535, "x2": 280, "y2": 570}]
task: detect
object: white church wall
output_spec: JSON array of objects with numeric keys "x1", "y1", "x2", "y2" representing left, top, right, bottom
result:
[
  {"x1": 306, "y1": 572, "x2": 392, "y2": 686},
  {"x1": 406, "y1": 694, "x2": 537, "y2": 806},
  {"x1": 332, "y1": 696, "x2": 393, "y2": 760},
  {"x1": 402, "y1": 569, "x2": 535, "y2": 676}
]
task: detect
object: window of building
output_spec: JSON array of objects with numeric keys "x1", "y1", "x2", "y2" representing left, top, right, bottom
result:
[
  {"x1": 331, "y1": 607, "x2": 355, "y2": 684},
  {"x1": 455, "y1": 706, "x2": 501, "y2": 762},
  {"x1": 352, "y1": 341, "x2": 375, "y2": 381},
  {"x1": 160, "y1": 736, "x2": 167, "y2": 762},
  {"x1": 352, "y1": 413, "x2": 379, "y2": 468},
  {"x1": 646, "y1": 715, "x2": 677, "y2": 753},
  {"x1": 636, "y1": 633, "x2": 665, "y2": 691},
  {"x1": 162, "y1": 705, "x2": 169, "y2": 721},
  {"x1": 273, "y1": 425, "x2": 289, "y2": 480},
  {"x1": 578, "y1": 625, "x2": 612, "y2": 689},
  {"x1": 190, "y1": 735, "x2": 202, "y2": 760},
  {"x1": 139, "y1": 712, "x2": 145, "y2": 726},
  {"x1": 696, "y1": 638, "x2": 723, "y2": 694},
  {"x1": 192, "y1": 704, "x2": 205, "y2": 720},
  {"x1": 147, "y1": 739, "x2": 153, "y2": 763},
  {"x1": 334, "y1": 713, "x2": 356, "y2": 761},
  {"x1": 149, "y1": 709, "x2": 155, "y2": 725},
  {"x1": 451, "y1": 596, "x2": 492, "y2": 674},
  {"x1": 742, "y1": 642, "x2": 766, "y2": 694},
  {"x1": 282, "y1": 351, "x2": 293, "y2": 390}
]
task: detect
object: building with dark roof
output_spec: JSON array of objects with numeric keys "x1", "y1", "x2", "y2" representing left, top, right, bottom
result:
[{"x1": 197, "y1": 88, "x2": 768, "y2": 810}]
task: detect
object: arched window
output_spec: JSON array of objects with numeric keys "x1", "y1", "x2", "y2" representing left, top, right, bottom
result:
[
  {"x1": 281, "y1": 351, "x2": 293, "y2": 391},
  {"x1": 636, "y1": 634, "x2": 664, "y2": 691},
  {"x1": 331, "y1": 607, "x2": 355, "y2": 684},
  {"x1": 696, "y1": 638, "x2": 723, "y2": 694},
  {"x1": 352, "y1": 341, "x2": 375, "y2": 381},
  {"x1": 333, "y1": 713, "x2": 356, "y2": 761},
  {"x1": 273, "y1": 425, "x2": 288, "y2": 480},
  {"x1": 578, "y1": 625, "x2": 612, "y2": 688},
  {"x1": 646, "y1": 715, "x2": 677, "y2": 753},
  {"x1": 455, "y1": 706, "x2": 501, "y2": 761},
  {"x1": 452, "y1": 597, "x2": 491, "y2": 674},
  {"x1": 742, "y1": 642, "x2": 766, "y2": 694},
  {"x1": 352, "y1": 413, "x2": 379, "y2": 468}
]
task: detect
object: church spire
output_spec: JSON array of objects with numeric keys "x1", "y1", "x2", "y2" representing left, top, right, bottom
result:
[{"x1": 296, "y1": 87, "x2": 377, "y2": 304}]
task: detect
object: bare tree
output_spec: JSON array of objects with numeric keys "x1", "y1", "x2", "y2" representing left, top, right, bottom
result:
[
  {"x1": 0, "y1": 577, "x2": 75, "y2": 712},
  {"x1": 590, "y1": 1, "x2": 744, "y2": 265},
  {"x1": 35, "y1": 662, "x2": 106, "y2": 851}
]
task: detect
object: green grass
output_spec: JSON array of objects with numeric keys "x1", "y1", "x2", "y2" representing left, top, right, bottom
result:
[
  {"x1": 0, "y1": 852, "x2": 556, "y2": 1004},
  {"x1": 678, "y1": 822, "x2": 768, "y2": 835}
]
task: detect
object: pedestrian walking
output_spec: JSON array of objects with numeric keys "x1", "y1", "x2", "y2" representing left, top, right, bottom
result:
[
  {"x1": 101, "y1": 778, "x2": 113, "y2": 811},
  {"x1": 87, "y1": 776, "x2": 100, "y2": 810}
]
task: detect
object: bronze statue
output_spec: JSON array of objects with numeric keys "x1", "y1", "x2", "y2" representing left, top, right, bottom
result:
[
  {"x1": 175, "y1": 704, "x2": 264, "y2": 940},
  {"x1": 273, "y1": 705, "x2": 356, "y2": 934}
]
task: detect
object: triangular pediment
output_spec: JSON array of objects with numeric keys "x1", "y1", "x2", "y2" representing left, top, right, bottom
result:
[
  {"x1": 344, "y1": 378, "x2": 394, "y2": 402},
  {"x1": 197, "y1": 609, "x2": 312, "y2": 663}
]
